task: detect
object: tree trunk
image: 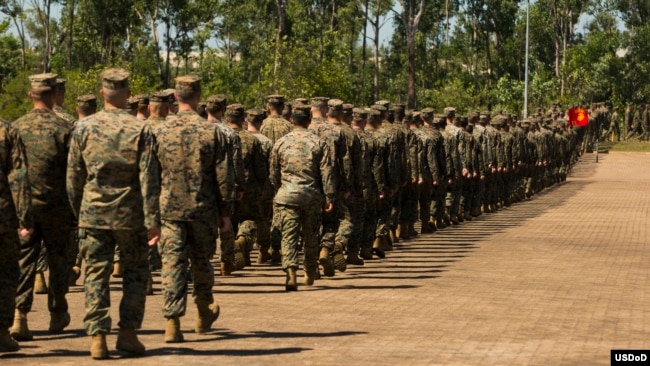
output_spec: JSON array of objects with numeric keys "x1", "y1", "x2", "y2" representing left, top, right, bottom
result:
[
  {"x1": 373, "y1": 6, "x2": 380, "y2": 102},
  {"x1": 273, "y1": 0, "x2": 286, "y2": 83},
  {"x1": 67, "y1": 0, "x2": 75, "y2": 69}
]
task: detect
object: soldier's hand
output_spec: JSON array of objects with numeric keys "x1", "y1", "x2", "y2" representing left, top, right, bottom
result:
[
  {"x1": 462, "y1": 168, "x2": 468, "y2": 176},
  {"x1": 379, "y1": 192, "x2": 385, "y2": 200},
  {"x1": 480, "y1": 175, "x2": 485, "y2": 180},
  {"x1": 219, "y1": 216, "x2": 232, "y2": 233},
  {"x1": 343, "y1": 191, "x2": 351, "y2": 200},
  {"x1": 18, "y1": 227, "x2": 33, "y2": 238},
  {"x1": 148, "y1": 227, "x2": 161, "y2": 247},
  {"x1": 324, "y1": 202, "x2": 334, "y2": 213},
  {"x1": 236, "y1": 191, "x2": 244, "y2": 201},
  {"x1": 491, "y1": 167, "x2": 496, "y2": 173},
  {"x1": 433, "y1": 180, "x2": 438, "y2": 186},
  {"x1": 418, "y1": 177, "x2": 424, "y2": 185}
]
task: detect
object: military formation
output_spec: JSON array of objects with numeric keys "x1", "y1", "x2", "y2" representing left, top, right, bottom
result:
[{"x1": 0, "y1": 69, "x2": 585, "y2": 359}]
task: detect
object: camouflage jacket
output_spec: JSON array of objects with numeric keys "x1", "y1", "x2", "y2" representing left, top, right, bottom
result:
[
  {"x1": 413, "y1": 127, "x2": 436, "y2": 182},
  {"x1": 380, "y1": 121, "x2": 407, "y2": 186},
  {"x1": 250, "y1": 130, "x2": 274, "y2": 201},
  {"x1": 231, "y1": 126, "x2": 267, "y2": 203},
  {"x1": 486, "y1": 125, "x2": 504, "y2": 168},
  {"x1": 260, "y1": 115, "x2": 292, "y2": 143},
  {"x1": 333, "y1": 121, "x2": 363, "y2": 195},
  {"x1": 365, "y1": 127, "x2": 397, "y2": 194},
  {"x1": 13, "y1": 108, "x2": 72, "y2": 215},
  {"x1": 270, "y1": 127, "x2": 335, "y2": 207},
  {"x1": 53, "y1": 105, "x2": 77, "y2": 127},
  {"x1": 308, "y1": 117, "x2": 350, "y2": 193},
  {"x1": 153, "y1": 110, "x2": 235, "y2": 221},
  {"x1": 215, "y1": 120, "x2": 245, "y2": 194},
  {"x1": 67, "y1": 108, "x2": 160, "y2": 229},
  {"x1": 1, "y1": 119, "x2": 32, "y2": 229}
]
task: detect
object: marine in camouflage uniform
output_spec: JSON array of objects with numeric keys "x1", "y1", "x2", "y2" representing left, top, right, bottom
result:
[
  {"x1": 11, "y1": 73, "x2": 73, "y2": 342},
  {"x1": 246, "y1": 108, "x2": 274, "y2": 264},
  {"x1": 66, "y1": 68, "x2": 160, "y2": 358},
  {"x1": 457, "y1": 116, "x2": 476, "y2": 221},
  {"x1": 412, "y1": 111, "x2": 437, "y2": 233},
  {"x1": 151, "y1": 76, "x2": 234, "y2": 343},
  {"x1": 308, "y1": 97, "x2": 350, "y2": 277},
  {"x1": 260, "y1": 95, "x2": 293, "y2": 263},
  {"x1": 443, "y1": 108, "x2": 464, "y2": 224},
  {"x1": 470, "y1": 112, "x2": 489, "y2": 217},
  {"x1": 269, "y1": 103, "x2": 336, "y2": 290},
  {"x1": 421, "y1": 112, "x2": 449, "y2": 230},
  {"x1": 485, "y1": 113, "x2": 504, "y2": 212},
  {"x1": 328, "y1": 101, "x2": 362, "y2": 271},
  {"x1": 228, "y1": 104, "x2": 267, "y2": 269},
  {"x1": 206, "y1": 94, "x2": 244, "y2": 275},
  {"x1": 398, "y1": 109, "x2": 422, "y2": 239},
  {"x1": 0, "y1": 118, "x2": 32, "y2": 353}
]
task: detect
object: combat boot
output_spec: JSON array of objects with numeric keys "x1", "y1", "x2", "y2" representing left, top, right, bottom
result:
[
  {"x1": 389, "y1": 228, "x2": 399, "y2": 244},
  {"x1": 195, "y1": 301, "x2": 220, "y2": 334},
  {"x1": 408, "y1": 222, "x2": 418, "y2": 237},
  {"x1": 435, "y1": 218, "x2": 446, "y2": 230},
  {"x1": 483, "y1": 203, "x2": 491, "y2": 213},
  {"x1": 34, "y1": 271, "x2": 48, "y2": 294},
  {"x1": 372, "y1": 237, "x2": 385, "y2": 259},
  {"x1": 332, "y1": 244, "x2": 346, "y2": 272},
  {"x1": 471, "y1": 206, "x2": 481, "y2": 217},
  {"x1": 146, "y1": 272, "x2": 154, "y2": 295},
  {"x1": 360, "y1": 244, "x2": 373, "y2": 260},
  {"x1": 427, "y1": 218, "x2": 437, "y2": 232},
  {"x1": 443, "y1": 208, "x2": 452, "y2": 226},
  {"x1": 346, "y1": 251, "x2": 364, "y2": 265},
  {"x1": 10, "y1": 309, "x2": 32, "y2": 341},
  {"x1": 318, "y1": 247, "x2": 335, "y2": 277},
  {"x1": 49, "y1": 311, "x2": 70, "y2": 334},
  {"x1": 0, "y1": 328, "x2": 19, "y2": 353},
  {"x1": 220, "y1": 261, "x2": 235, "y2": 276},
  {"x1": 304, "y1": 267, "x2": 316, "y2": 286},
  {"x1": 69, "y1": 266, "x2": 81, "y2": 286},
  {"x1": 285, "y1": 267, "x2": 298, "y2": 291},
  {"x1": 397, "y1": 221, "x2": 409, "y2": 239},
  {"x1": 270, "y1": 248, "x2": 282, "y2": 264},
  {"x1": 420, "y1": 220, "x2": 434, "y2": 234},
  {"x1": 463, "y1": 208, "x2": 473, "y2": 221},
  {"x1": 90, "y1": 334, "x2": 108, "y2": 359},
  {"x1": 112, "y1": 261, "x2": 123, "y2": 278},
  {"x1": 116, "y1": 328, "x2": 145, "y2": 355},
  {"x1": 457, "y1": 209, "x2": 465, "y2": 222},
  {"x1": 233, "y1": 236, "x2": 247, "y2": 270},
  {"x1": 164, "y1": 316, "x2": 183, "y2": 343},
  {"x1": 257, "y1": 247, "x2": 272, "y2": 264}
]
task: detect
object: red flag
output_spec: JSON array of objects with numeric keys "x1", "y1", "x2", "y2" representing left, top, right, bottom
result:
[{"x1": 567, "y1": 107, "x2": 589, "y2": 127}]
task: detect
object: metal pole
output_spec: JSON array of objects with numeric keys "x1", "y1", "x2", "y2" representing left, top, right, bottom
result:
[{"x1": 524, "y1": 0, "x2": 530, "y2": 118}]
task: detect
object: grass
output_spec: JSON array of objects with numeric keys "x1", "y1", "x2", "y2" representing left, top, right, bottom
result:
[{"x1": 605, "y1": 140, "x2": 650, "y2": 152}]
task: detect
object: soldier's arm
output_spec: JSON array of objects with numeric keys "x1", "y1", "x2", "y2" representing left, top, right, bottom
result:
[
  {"x1": 269, "y1": 141, "x2": 281, "y2": 193},
  {"x1": 66, "y1": 127, "x2": 86, "y2": 220},
  {"x1": 231, "y1": 134, "x2": 245, "y2": 195},
  {"x1": 8, "y1": 125, "x2": 33, "y2": 228},
  {"x1": 426, "y1": 139, "x2": 438, "y2": 181},
  {"x1": 339, "y1": 134, "x2": 352, "y2": 193},
  {"x1": 353, "y1": 136, "x2": 364, "y2": 191},
  {"x1": 139, "y1": 125, "x2": 161, "y2": 229},
  {"x1": 373, "y1": 141, "x2": 386, "y2": 194},
  {"x1": 320, "y1": 141, "x2": 336, "y2": 206},
  {"x1": 215, "y1": 128, "x2": 235, "y2": 218},
  {"x1": 252, "y1": 139, "x2": 268, "y2": 187}
]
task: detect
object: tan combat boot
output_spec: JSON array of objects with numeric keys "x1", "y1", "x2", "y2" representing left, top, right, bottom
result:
[
  {"x1": 69, "y1": 266, "x2": 81, "y2": 286},
  {"x1": 372, "y1": 237, "x2": 385, "y2": 259},
  {"x1": 285, "y1": 267, "x2": 298, "y2": 291},
  {"x1": 90, "y1": 334, "x2": 108, "y2": 359},
  {"x1": 112, "y1": 261, "x2": 123, "y2": 278},
  {"x1": 346, "y1": 251, "x2": 364, "y2": 265},
  {"x1": 0, "y1": 328, "x2": 19, "y2": 353},
  {"x1": 257, "y1": 247, "x2": 272, "y2": 264},
  {"x1": 318, "y1": 247, "x2": 335, "y2": 277},
  {"x1": 233, "y1": 236, "x2": 247, "y2": 270},
  {"x1": 408, "y1": 222, "x2": 419, "y2": 237},
  {"x1": 389, "y1": 228, "x2": 399, "y2": 244},
  {"x1": 195, "y1": 301, "x2": 220, "y2": 334},
  {"x1": 420, "y1": 220, "x2": 434, "y2": 234},
  {"x1": 397, "y1": 222, "x2": 409, "y2": 239},
  {"x1": 164, "y1": 316, "x2": 183, "y2": 343},
  {"x1": 270, "y1": 248, "x2": 282, "y2": 264},
  {"x1": 49, "y1": 311, "x2": 70, "y2": 334},
  {"x1": 332, "y1": 243, "x2": 346, "y2": 272},
  {"x1": 116, "y1": 328, "x2": 145, "y2": 355},
  {"x1": 10, "y1": 309, "x2": 32, "y2": 341},
  {"x1": 220, "y1": 261, "x2": 235, "y2": 276},
  {"x1": 34, "y1": 271, "x2": 48, "y2": 294},
  {"x1": 360, "y1": 244, "x2": 373, "y2": 260}
]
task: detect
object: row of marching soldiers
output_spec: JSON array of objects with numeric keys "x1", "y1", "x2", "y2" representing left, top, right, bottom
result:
[{"x1": 0, "y1": 68, "x2": 582, "y2": 359}]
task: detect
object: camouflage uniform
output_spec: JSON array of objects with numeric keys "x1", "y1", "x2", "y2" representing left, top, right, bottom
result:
[
  {"x1": 66, "y1": 69, "x2": 160, "y2": 336},
  {"x1": 399, "y1": 112, "x2": 422, "y2": 237},
  {"x1": 13, "y1": 75, "x2": 73, "y2": 323},
  {"x1": 443, "y1": 112, "x2": 463, "y2": 223},
  {"x1": 421, "y1": 114, "x2": 449, "y2": 228},
  {"x1": 0, "y1": 119, "x2": 31, "y2": 331},
  {"x1": 270, "y1": 113, "x2": 335, "y2": 280},
  {"x1": 152, "y1": 93, "x2": 234, "y2": 321},
  {"x1": 412, "y1": 115, "x2": 437, "y2": 233}
]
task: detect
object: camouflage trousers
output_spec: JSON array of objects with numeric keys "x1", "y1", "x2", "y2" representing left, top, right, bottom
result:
[
  {"x1": 16, "y1": 213, "x2": 71, "y2": 314},
  {"x1": 160, "y1": 220, "x2": 216, "y2": 319},
  {"x1": 234, "y1": 200, "x2": 260, "y2": 252},
  {"x1": 256, "y1": 195, "x2": 274, "y2": 252},
  {"x1": 346, "y1": 194, "x2": 365, "y2": 253},
  {"x1": 418, "y1": 181, "x2": 432, "y2": 224},
  {"x1": 430, "y1": 182, "x2": 447, "y2": 221},
  {"x1": 389, "y1": 189, "x2": 402, "y2": 230},
  {"x1": 320, "y1": 194, "x2": 342, "y2": 251},
  {"x1": 79, "y1": 227, "x2": 148, "y2": 335},
  {"x1": 0, "y1": 226, "x2": 20, "y2": 328},
  {"x1": 216, "y1": 228, "x2": 235, "y2": 266},
  {"x1": 363, "y1": 190, "x2": 379, "y2": 248},
  {"x1": 445, "y1": 179, "x2": 462, "y2": 215},
  {"x1": 400, "y1": 183, "x2": 419, "y2": 222},
  {"x1": 274, "y1": 202, "x2": 321, "y2": 273},
  {"x1": 336, "y1": 194, "x2": 358, "y2": 251}
]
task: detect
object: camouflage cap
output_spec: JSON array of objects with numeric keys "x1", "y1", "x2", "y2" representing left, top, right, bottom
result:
[
  {"x1": 444, "y1": 107, "x2": 456, "y2": 117},
  {"x1": 352, "y1": 107, "x2": 368, "y2": 120},
  {"x1": 480, "y1": 111, "x2": 491, "y2": 118},
  {"x1": 292, "y1": 98, "x2": 308, "y2": 105},
  {"x1": 311, "y1": 97, "x2": 330, "y2": 108},
  {"x1": 370, "y1": 104, "x2": 387, "y2": 112},
  {"x1": 101, "y1": 68, "x2": 129, "y2": 90},
  {"x1": 490, "y1": 115, "x2": 506, "y2": 127},
  {"x1": 413, "y1": 111, "x2": 421, "y2": 119},
  {"x1": 292, "y1": 103, "x2": 311, "y2": 119},
  {"x1": 420, "y1": 107, "x2": 434, "y2": 119},
  {"x1": 206, "y1": 94, "x2": 227, "y2": 105},
  {"x1": 175, "y1": 75, "x2": 201, "y2": 93},
  {"x1": 328, "y1": 98, "x2": 344, "y2": 111},
  {"x1": 76, "y1": 94, "x2": 97, "y2": 108},
  {"x1": 126, "y1": 97, "x2": 139, "y2": 109},
  {"x1": 246, "y1": 108, "x2": 266, "y2": 119},
  {"x1": 403, "y1": 110, "x2": 414, "y2": 121},
  {"x1": 225, "y1": 103, "x2": 245, "y2": 119},
  {"x1": 367, "y1": 108, "x2": 381, "y2": 117},
  {"x1": 374, "y1": 100, "x2": 390, "y2": 108},
  {"x1": 55, "y1": 78, "x2": 66, "y2": 91},
  {"x1": 29, "y1": 73, "x2": 58, "y2": 93},
  {"x1": 134, "y1": 94, "x2": 150, "y2": 105},
  {"x1": 434, "y1": 114, "x2": 447, "y2": 125},
  {"x1": 149, "y1": 90, "x2": 173, "y2": 103},
  {"x1": 342, "y1": 103, "x2": 354, "y2": 115},
  {"x1": 266, "y1": 94, "x2": 285, "y2": 105},
  {"x1": 393, "y1": 103, "x2": 406, "y2": 113}
]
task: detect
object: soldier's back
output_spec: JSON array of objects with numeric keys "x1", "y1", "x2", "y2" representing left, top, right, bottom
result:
[{"x1": 261, "y1": 115, "x2": 292, "y2": 143}]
